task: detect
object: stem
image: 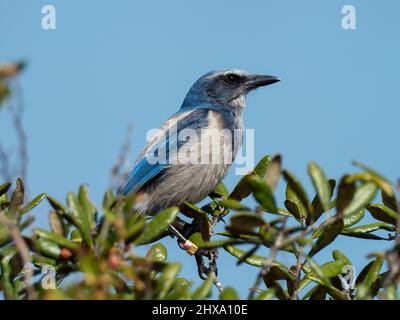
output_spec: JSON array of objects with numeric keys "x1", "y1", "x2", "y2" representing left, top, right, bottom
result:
[
  {"x1": 247, "y1": 218, "x2": 287, "y2": 300},
  {"x1": 0, "y1": 213, "x2": 35, "y2": 299}
]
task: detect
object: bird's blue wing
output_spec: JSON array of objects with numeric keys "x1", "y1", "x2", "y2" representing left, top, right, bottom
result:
[
  {"x1": 117, "y1": 108, "x2": 210, "y2": 196},
  {"x1": 117, "y1": 157, "x2": 165, "y2": 196}
]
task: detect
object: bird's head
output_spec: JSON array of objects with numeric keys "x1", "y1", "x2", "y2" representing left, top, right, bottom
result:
[{"x1": 181, "y1": 69, "x2": 280, "y2": 111}]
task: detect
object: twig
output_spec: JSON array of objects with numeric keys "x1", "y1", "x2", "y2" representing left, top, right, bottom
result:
[
  {"x1": 111, "y1": 122, "x2": 133, "y2": 190},
  {"x1": 0, "y1": 78, "x2": 28, "y2": 185},
  {"x1": 247, "y1": 217, "x2": 288, "y2": 300},
  {"x1": 290, "y1": 225, "x2": 307, "y2": 300},
  {"x1": 0, "y1": 213, "x2": 35, "y2": 299},
  {"x1": 0, "y1": 141, "x2": 12, "y2": 182},
  {"x1": 381, "y1": 182, "x2": 400, "y2": 296},
  {"x1": 213, "y1": 277, "x2": 224, "y2": 293}
]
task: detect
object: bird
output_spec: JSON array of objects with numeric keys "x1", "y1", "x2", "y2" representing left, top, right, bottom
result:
[{"x1": 117, "y1": 69, "x2": 280, "y2": 216}]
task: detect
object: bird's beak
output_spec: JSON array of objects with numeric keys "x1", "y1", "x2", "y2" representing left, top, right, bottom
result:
[{"x1": 245, "y1": 75, "x2": 281, "y2": 91}]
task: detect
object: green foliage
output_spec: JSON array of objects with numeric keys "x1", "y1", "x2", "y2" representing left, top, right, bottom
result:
[{"x1": 0, "y1": 155, "x2": 399, "y2": 300}]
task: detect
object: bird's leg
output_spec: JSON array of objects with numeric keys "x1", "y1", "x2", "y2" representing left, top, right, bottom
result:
[
  {"x1": 193, "y1": 246, "x2": 220, "y2": 281},
  {"x1": 168, "y1": 217, "x2": 200, "y2": 250},
  {"x1": 168, "y1": 218, "x2": 221, "y2": 288},
  {"x1": 167, "y1": 223, "x2": 198, "y2": 255},
  {"x1": 194, "y1": 252, "x2": 209, "y2": 280}
]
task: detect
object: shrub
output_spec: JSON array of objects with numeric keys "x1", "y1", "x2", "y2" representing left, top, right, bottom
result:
[{"x1": 0, "y1": 155, "x2": 399, "y2": 300}]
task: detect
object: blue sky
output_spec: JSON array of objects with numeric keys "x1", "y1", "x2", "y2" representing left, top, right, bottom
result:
[{"x1": 1, "y1": 0, "x2": 399, "y2": 298}]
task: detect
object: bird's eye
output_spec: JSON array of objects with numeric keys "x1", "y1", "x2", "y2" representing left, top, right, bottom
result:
[{"x1": 224, "y1": 73, "x2": 241, "y2": 85}]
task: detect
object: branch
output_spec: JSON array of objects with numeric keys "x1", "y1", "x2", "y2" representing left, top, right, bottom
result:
[
  {"x1": 247, "y1": 217, "x2": 288, "y2": 300},
  {"x1": 111, "y1": 122, "x2": 133, "y2": 190},
  {"x1": 0, "y1": 213, "x2": 35, "y2": 299}
]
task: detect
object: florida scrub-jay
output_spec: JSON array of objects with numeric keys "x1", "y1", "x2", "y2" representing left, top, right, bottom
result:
[{"x1": 117, "y1": 69, "x2": 280, "y2": 216}]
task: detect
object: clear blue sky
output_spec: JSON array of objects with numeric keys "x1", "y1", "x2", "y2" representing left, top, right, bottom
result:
[{"x1": 1, "y1": 0, "x2": 399, "y2": 298}]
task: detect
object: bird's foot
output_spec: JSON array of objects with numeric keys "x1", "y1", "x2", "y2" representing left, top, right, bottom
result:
[{"x1": 195, "y1": 247, "x2": 219, "y2": 280}]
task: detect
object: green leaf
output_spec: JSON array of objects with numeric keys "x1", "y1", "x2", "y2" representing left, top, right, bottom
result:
[
  {"x1": 341, "y1": 222, "x2": 395, "y2": 240},
  {"x1": 70, "y1": 229, "x2": 82, "y2": 243},
  {"x1": 224, "y1": 245, "x2": 264, "y2": 267},
  {"x1": 21, "y1": 193, "x2": 47, "y2": 215},
  {"x1": 192, "y1": 272, "x2": 215, "y2": 300},
  {"x1": 31, "y1": 254, "x2": 57, "y2": 267},
  {"x1": 146, "y1": 243, "x2": 168, "y2": 262},
  {"x1": 49, "y1": 210, "x2": 67, "y2": 236},
  {"x1": 303, "y1": 257, "x2": 349, "y2": 300},
  {"x1": 254, "y1": 155, "x2": 272, "y2": 177},
  {"x1": 198, "y1": 238, "x2": 241, "y2": 249},
  {"x1": 134, "y1": 207, "x2": 179, "y2": 245},
  {"x1": 276, "y1": 208, "x2": 294, "y2": 217},
  {"x1": 356, "y1": 260, "x2": 374, "y2": 286},
  {"x1": 344, "y1": 222, "x2": 395, "y2": 233},
  {"x1": 356, "y1": 255, "x2": 384, "y2": 299},
  {"x1": 229, "y1": 212, "x2": 265, "y2": 234},
  {"x1": 266, "y1": 265, "x2": 295, "y2": 281},
  {"x1": 284, "y1": 198, "x2": 304, "y2": 221},
  {"x1": 47, "y1": 195, "x2": 67, "y2": 214},
  {"x1": 332, "y1": 250, "x2": 352, "y2": 266},
  {"x1": 210, "y1": 182, "x2": 229, "y2": 198},
  {"x1": 336, "y1": 176, "x2": 356, "y2": 215},
  {"x1": 220, "y1": 287, "x2": 239, "y2": 300},
  {"x1": 78, "y1": 185, "x2": 97, "y2": 230},
  {"x1": 340, "y1": 231, "x2": 389, "y2": 240},
  {"x1": 300, "y1": 259, "x2": 348, "y2": 296},
  {"x1": 33, "y1": 228, "x2": 79, "y2": 250},
  {"x1": 381, "y1": 190, "x2": 399, "y2": 213},
  {"x1": 303, "y1": 285, "x2": 327, "y2": 300},
  {"x1": 308, "y1": 162, "x2": 331, "y2": 212},
  {"x1": 342, "y1": 182, "x2": 377, "y2": 216},
  {"x1": 343, "y1": 209, "x2": 365, "y2": 227},
  {"x1": 102, "y1": 188, "x2": 115, "y2": 210},
  {"x1": 367, "y1": 204, "x2": 399, "y2": 226},
  {"x1": 187, "y1": 232, "x2": 206, "y2": 247},
  {"x1": 283, "y1": 170, "x2": 310, "y2": 216},
  {"x1": 265, "y1": 154, "x2": 281, "y2": 191},
  {"x1": 0, "y1": 182, "x2": 11, "y2": 197},
  {"x1": 155, "y1": 263, "x2": 181, "y2": 299},
  {"x1": 352, "y1": 161, "x2": 394, "y2": 197},
  {"x1": 308, "y1": 179, "x2": 336, "y2": 225},
  {"x1": 67, "y1": 190, "x2": 93, "y2": 247},
  {"x1": 31, "y1": 239, "x2": 61, "y2": 260},
  {"x1": 263, "y1": 275, "x2": 288, "y2": 300},
  {"x1": 125, "y1": 212, "x2": 146, "y2": 241},
  {"x1": 165, "y1": 278, "x2": 192, "y2": 300},
  {"x1": 229, "y1": 175, "x2": 253, "y2": 201},
  {"x1": 309, "y1": 219, "x2": 344, "y2": 257},
  {"x1": 10, "y1": 178, "x2": 24, "y2": 210},
  {"x1": 247, "y1": 175, "x2": 277, "y2": 213},
  {"x1": 229, "y1": 155, "x2": 271, "y2": 201},
  {"x1": 180, "y1": 202, "x2": 208, "y2": 219},
  {"x1": 220, "y1": 198, "x2": 249, "y2": 211},
  {"x1": 255, "y1": 289, "x2": 276, "y2": 300},
  {"x1": 224, "y1": 245, "x2": 288, "y2": 271}
]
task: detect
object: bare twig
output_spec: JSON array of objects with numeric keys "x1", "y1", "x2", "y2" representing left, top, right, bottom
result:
[
  {"x1": 0, "y1": 213, "x2": 35, "y2": 299},
  {"x1": 380, "y1": 179, "x2": 400, "y2": 298},
  {"x1": 247, "y1": 217, "x2": 288, "y2": 300},
  {"x1": 0, "y1": 141, "x2": 12, "y2": 182},
  {"x1": 0, "y1": 77, "x2": 28, "y2": 185},
  {"x1": 290, "y1": 226, "x2": 307, "y2": 300},
  {"x1": 111, "y1": 122, "x2": 133, "y2": 190},
  {"x1": 9, "y1": 82, "x2": 28, "y2": 183}
]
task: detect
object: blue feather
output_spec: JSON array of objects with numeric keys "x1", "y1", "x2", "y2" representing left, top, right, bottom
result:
[{"x1": 118, "y1": 108, "x2": 210, "y2": 196}]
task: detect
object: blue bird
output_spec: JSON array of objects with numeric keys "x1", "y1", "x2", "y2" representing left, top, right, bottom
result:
[{"x1": 117, "y1": 69, "x2": 280, "y2": 216}]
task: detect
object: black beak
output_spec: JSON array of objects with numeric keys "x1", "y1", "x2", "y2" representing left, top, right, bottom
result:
[{"x1": 245, "y1": 75, "x2": 281, "y2": 91}]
